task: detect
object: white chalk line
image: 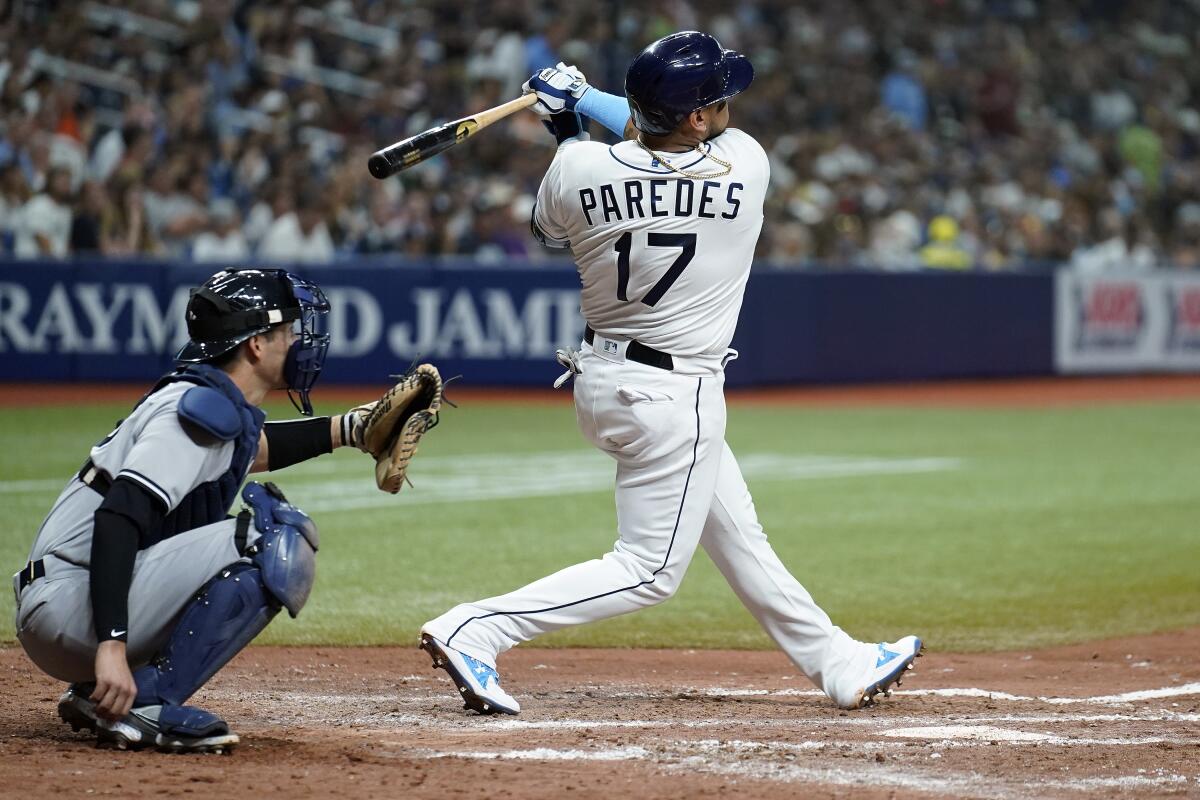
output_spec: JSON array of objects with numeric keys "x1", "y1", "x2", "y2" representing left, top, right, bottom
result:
[
  {"x1": 204, "y1": 683, "x2": 1200, "y2": 798},
  {"x1": 208, "y1": 682, "x2": 1200, "y2": 720},
  {"x1": 360, "y1": 709, "x2": 1200, "y2": 733},
  {"x1": 0, "y1": 477, "x2": 64, "y2": 493},
  {"x1": 624, "y1": 681, "x2": 1200, "y2": 705},
  {"x1": 407, "y1": 737, "x2": 1198, "y2": 800},
  {"x1": 881, "y1": 725, "x2": 1194, "y2": 746},
  {"x1": 207, "y1": 683, "x2": 1200, "y2": 743},
  {"x1": 423, "y1": 745, "x2": 651, "y2": 762},
  {"x1": 0, "y1": 451, "x2": 962, "y2": 509}
]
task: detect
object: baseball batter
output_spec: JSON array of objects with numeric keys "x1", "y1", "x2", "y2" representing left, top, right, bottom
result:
[
  {"x1": 12, "y1": 268, "x2": 383, "y2": 752},
  {"x1": 420, "y1": 32, "x2": 922, "y2": 715}
]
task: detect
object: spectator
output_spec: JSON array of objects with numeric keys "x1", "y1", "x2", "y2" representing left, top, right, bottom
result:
[
  {"x1": 880, "y1": 52, "x2": 927, "y2": 132},
  {"x1": 1070, "y1": 208, "x2": 1157, "y2": 272},
  {"x1": 3, "y1": 1, "x2": 1200, "y2": 269},
  {"x1": 0, "y1": 163, "x2": 32, "y2": 251},
  {"x1": 13, "y1": 164, "x2": 72, "y2": 258},
  {"x1": 101, "y1": 176, "x2": 158, "y2": 257},
  {"x1": 356, "y1": 190, "x2": 405, "y2": 254},
  {"x1": 69, "y1": 180, "x2": 108, "y2": 254},
  {"x1": 192, "y1": 198, "x2": 251, "y2": 262},
  {"x1": 244, "y1": 183, "x2": 294, "y2": 248},
  {"x1": 869, "y1": 206, "x2": 923, "y2": 269},
  {"x1": 92, "y1": 123, "x2": 154, "y2": 186},
  {"x1": 143, "y1": 162, "x2": 209, "y2": 256},
  {"x1": 919, "y1": 216, "x2": 973, "y2": 270},
  {"x1": 258, "y1": 192, "x2": 334, "y2": 263}
]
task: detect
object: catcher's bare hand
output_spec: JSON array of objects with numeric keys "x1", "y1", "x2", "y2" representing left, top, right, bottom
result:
[{"x1": 92, "y1": 640, "x2": 137, "y2": 720}]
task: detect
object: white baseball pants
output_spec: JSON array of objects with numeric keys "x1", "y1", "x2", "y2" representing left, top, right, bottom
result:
[{"x1": 423, "y1": 342, "x2": 862, "y2": 697}]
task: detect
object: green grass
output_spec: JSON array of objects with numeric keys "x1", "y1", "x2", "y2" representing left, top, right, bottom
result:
[{"x1": 2, "y1": 395, "x2": 1197, "y2": 652}]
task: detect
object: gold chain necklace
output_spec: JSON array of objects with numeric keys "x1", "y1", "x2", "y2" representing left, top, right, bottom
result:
[{"x1": 635, "y1": 139, "x2": 733, "y2": 179}]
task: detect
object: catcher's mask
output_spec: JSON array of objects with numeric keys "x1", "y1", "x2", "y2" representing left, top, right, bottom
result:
[{"x1": 176, "y1": 268, "x2": 331, "y2": 415}]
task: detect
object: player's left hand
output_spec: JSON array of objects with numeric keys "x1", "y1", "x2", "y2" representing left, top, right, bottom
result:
[
  {"x1": 522, "y1": 62, "x2": 590, "y2": 116},
  {"x1": 354, "y1": 364, "x2": 446, "y2": 493}
]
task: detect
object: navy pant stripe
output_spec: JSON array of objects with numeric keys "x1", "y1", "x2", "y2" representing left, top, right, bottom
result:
[{"x1": 445, "y1": 377, "x2": 704, "y2": 648}]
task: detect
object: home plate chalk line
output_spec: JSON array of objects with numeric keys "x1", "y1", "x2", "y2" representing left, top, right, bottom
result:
[
  {"x1": 223, "y1": 682, "x2": 1200, "y2": 741},
  {"x1": 617, "y1": 681, "x2": 1200, "y2": 704},
  {"x1": 214, "y1": 680, "x2": 1200, "y2": 797}
]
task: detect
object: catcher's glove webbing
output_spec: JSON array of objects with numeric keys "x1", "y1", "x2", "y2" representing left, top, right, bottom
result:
[{"x1": 354, "y1": 364, "x2": 444, "y2": 493}]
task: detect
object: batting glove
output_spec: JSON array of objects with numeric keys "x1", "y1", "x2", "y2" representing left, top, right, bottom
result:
[{"x1": 522, "y1": 62, "x2": 590, "y2": 116}]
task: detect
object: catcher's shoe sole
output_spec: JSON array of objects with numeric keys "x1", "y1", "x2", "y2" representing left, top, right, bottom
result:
[
  {"x1": 420, "y1": 634, "x2": 519, "y2": 716},
  {"x1": 58, "y1": 690, "x2": 99, "y2": 734},
  {"x1": 96, "y1": 721, "x2": 239, "y2": 754},
  {"x1": 858, "y1": 637, "x2": 924, "y2": 708},
  {"x1": 59, "y1": 691, "x2": 237, "y2": 754}
]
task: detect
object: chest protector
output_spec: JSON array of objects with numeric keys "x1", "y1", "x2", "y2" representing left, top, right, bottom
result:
[{"x1": 138, "y1": 365, "x2": 265, "y2": 547}]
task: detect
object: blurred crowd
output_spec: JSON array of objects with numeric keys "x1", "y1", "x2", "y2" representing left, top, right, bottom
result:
[{"x1": 2, "y1": 0, "x2": 1200, "y2": 270}]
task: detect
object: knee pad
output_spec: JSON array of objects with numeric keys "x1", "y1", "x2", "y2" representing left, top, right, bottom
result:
[
  {"x1": 242, "y1": 481, "x2": 318, "y2": 618},
  {"x1": 134, "y1": 562, "x2": 278, "y2": 707}
]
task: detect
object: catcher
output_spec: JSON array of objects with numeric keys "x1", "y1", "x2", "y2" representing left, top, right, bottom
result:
[{"x1": 12, "y1": 267, "x2": 444, "y2": 753}]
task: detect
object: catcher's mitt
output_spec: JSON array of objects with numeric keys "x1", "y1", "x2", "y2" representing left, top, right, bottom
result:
[{"x1": 354, "y1": 364, "x2": 444, "y2": 493}]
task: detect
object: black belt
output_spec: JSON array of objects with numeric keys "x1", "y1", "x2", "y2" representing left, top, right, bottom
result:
[
  {"x1": 77, "y1": 459, "x2": 112, "y2": 496},
  {"x1": 584, "y1": 326, "x2": 674, "y2": 371},
  {"x1": 18, "y1": 558, "x2": 45, "y2": 591}
]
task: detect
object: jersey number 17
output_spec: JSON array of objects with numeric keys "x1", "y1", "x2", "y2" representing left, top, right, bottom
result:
[{"x1": 614, "y1": 231, "x2": 696, "y2": 307}]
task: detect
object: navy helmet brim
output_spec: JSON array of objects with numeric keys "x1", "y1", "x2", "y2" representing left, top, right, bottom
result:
[{"x1": 718, "y1": 51, "x2": 754, "y2": 106}]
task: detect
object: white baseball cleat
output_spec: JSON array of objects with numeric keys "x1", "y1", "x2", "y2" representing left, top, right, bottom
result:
[
  {"x1": 419, "y1": 632, "x2": 520, "y2": 715},
  {"x1": 831, "y1": 635, "x2": 924, "y2": 709}
]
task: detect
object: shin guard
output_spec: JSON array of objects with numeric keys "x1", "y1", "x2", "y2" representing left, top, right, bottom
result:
[{"x1": 134, "y1": 562, "x2": 278, "y2": 707}]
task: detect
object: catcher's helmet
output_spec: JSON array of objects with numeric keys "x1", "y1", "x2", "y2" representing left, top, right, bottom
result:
[
  {"x1": 624, "y1": 31, "x2": 754, "y2": 136},
  {"x1": 176, "y1": 268, "x2": 331, "y2": 414}
]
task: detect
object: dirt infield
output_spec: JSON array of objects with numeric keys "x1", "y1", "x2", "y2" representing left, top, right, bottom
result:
[
  {"x1": 0, "y1": 629, "x2": 1196, "y2": 799},
  {"x1": 3, "y1": 374, "x2": 1200, "y2": 409}
]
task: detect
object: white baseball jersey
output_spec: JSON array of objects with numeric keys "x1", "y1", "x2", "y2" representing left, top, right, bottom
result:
[
  {"x1": 426, "y1": 122, "x2": 905, "y2": 712},
  {"x1": 533, "y1": 128, "x2": 769, "y2": 358}
]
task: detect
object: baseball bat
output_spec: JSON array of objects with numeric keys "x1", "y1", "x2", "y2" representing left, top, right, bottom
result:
[{"x1": 368, "y1": 94, "x2": 539, "y2": 179}]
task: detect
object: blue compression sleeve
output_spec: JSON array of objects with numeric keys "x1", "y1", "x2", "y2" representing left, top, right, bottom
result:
[{"x1": 576, "y1": 88, "x2": 631, "y2": 137}]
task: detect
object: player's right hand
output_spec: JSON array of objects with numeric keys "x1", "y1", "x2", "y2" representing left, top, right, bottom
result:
[
  {"x1": 522, "y1": 62, "x2": 590, "y2": 116},
  {"x1": 91, "y1": 640, "x2": 138, "y2": 720}
]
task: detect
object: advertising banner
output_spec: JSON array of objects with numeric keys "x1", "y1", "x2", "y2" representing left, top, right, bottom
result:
[
  {"x1": 1, "y1": 260, "x2": 1059, "y2": 386},
  {"x1": 0, "y1": 261, "x2": 586, "y2": 386},
  {"x1": 1055, "y1": 271, "x2": 1200, "y2": 372}
]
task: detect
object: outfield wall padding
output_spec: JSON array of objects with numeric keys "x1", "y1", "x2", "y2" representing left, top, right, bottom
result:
[{"x1": 0, "y1": 259, "x2": 1057, "y2": 386}]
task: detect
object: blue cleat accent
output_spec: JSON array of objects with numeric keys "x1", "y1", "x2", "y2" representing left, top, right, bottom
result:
[
  {"x1": 859, "y1": 636, "x2": 923, "y2": 707},
  {"x1": 419, "y1": 632, "x2": 520, "y2": 716},
  {"x1": 875, "y1": 644, "x2": 902, "y2": 668}
]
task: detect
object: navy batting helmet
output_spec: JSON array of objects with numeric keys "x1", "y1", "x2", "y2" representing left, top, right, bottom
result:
[{"x1": 624, "y1": 31, "x2": 754, "y2": 136}]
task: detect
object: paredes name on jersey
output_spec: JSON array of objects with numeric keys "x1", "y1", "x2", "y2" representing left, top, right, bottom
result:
[{"x1": 579, "y1": 179, "x2": 744, "y2": 227}]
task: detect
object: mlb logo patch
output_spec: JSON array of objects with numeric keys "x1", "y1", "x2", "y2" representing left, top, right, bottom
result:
[{"x1": 604, "y1": 340, "x2": 619, "y2": 354}]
